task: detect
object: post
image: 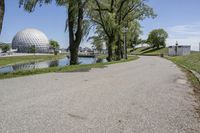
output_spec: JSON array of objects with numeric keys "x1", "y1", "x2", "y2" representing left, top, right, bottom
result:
[
  {"x1": 175, "y1": 41, "x2": 178, "y2": 56},
  {"x1": 123, "y1": 32, "x2": 126, "y2": 59},
  {"x1": 122, "y1": 27, "x2": 128, "y2": 59},
  {"x1": 125, "y1": 32, "x2": 127, "y2": 59}
]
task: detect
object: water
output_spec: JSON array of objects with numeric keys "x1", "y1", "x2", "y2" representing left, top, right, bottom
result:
[{"x1": 0, "y1": 57, "x2": 107, "y2": 73}]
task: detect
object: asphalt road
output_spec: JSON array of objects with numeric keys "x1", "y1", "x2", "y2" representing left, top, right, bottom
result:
[{"x1": 0, "y1": 56, "x2": 200, "y2": 133}]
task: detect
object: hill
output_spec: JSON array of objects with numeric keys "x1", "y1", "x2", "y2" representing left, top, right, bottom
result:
[{"x1": 130, "y1": 47, "x2": 168, "y2": 56}]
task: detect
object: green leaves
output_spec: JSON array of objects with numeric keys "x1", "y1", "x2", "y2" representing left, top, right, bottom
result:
[
  {"x1": 19, "y1": 0, "x2": 53, "y2": 12},
  {"x1": 50, "y1": 40, "x2": 59, "y2": 49},
  {"x1": 147, "y1": 29, "x2": 168, "y2": 49}
]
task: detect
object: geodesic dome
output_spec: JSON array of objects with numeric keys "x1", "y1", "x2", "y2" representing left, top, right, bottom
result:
[{"x1": 12, "y1": 28, "x2": 50, "y2": 53}]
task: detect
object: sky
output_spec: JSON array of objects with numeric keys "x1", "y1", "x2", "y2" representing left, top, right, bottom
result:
[{"x1": 0, "y1": 0, "x2": 200, "y2": 51}]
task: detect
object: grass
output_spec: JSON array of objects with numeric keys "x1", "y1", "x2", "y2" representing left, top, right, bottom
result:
[
  {"x1": 0, "y1": 54, "x2": 66, "y2": 67},
  {"x1": 130, "y1": 47, "x2": 168, "y2": 56},
  {"x1": 0, "y1": 56, "x2": 139, "y2": 79},
  {"x1": 167, "y1": 52, "x2": 200, "y2": 73},
  {"x1": 97, "y1": 54, "x2": 108, "y2": 59}
]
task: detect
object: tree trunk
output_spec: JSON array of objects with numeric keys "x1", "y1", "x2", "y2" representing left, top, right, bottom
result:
[
  {"x1": 0, "y1": 0, "x2": 5, "y2": 34},
  {"x1": 107, "y1": 37, "x2": 114, "y2": 62},
  {"x1": 70, "y1": 46, "x2": 79, "y2": 65},
  {"x1": 107, "y1": 44, "x2": 112, "y2": 62},
  {"x1": 68, "y1": 0, "x2": 83, "y2": 65},
  {"x1": 116, "y1": 34, "x2": 122, "y2": 60}
]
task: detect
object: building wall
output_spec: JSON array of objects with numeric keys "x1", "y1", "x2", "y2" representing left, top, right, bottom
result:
[{"x1": 168, "y1": 46, "x2": 191, "y2": 56}]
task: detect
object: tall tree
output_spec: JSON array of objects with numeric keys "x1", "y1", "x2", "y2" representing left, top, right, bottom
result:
[
  {"x1": 147, "y1": 29, "x2": 168, "y2": 49},
  {"x1": 0, "y1": 0, "x2": 5, "y2": 34},
  {"x1": 89, "y1": 0, "x2": 156, "y2": 61},
  {"x1": 19, "y1": 0, "x2": 90, "y2": 65}
]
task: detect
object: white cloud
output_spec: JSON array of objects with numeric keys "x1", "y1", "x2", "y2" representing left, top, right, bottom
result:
[{"x1": 166, "y1": 24, "x2": 200, "y2": 51}]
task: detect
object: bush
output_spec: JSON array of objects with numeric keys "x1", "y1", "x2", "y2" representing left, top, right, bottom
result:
[{"x1": 2, "y1": 45, "x2": 10, "y2": 53}]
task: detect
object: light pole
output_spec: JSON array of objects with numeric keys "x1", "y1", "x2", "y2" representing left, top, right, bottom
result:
[{"x1": 122, "y1": 27, "x2": 128, "y2": 59}]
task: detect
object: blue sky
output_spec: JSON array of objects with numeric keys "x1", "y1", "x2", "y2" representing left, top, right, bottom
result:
[
  {"x1": 0, "y1": 0, "x2": 200, "y2": 50},
  {"x1": 141, "y1": 0, "x2": 200, "y2": 50}
]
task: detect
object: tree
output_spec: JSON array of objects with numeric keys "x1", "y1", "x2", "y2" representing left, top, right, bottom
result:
[
  {"x1": 2, "y1": 44, "x2": 10, "y2": 53},
  {"x1": 147, "y1": 29, "x2": 168, "y2": 49},
  {"x1": 50, "y1": 40, "x2": 59, "y2": 55},
  {"x1": 88, "y1": 0, "x2": 156, "y2": 61},
  {"x1": 0, "y1": 0, "x2": 5, "y2": 34},
  {"x1": 19, "y1": 0, "x2": 90, "y2": 65},
  {"x1": 88, "y1": 36, "x2": 104, "y2": 53}
]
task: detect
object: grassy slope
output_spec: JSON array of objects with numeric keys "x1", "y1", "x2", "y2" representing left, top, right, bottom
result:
[
  {"x1": 167, "y1": 52, "x2": 200, "y2": 73},
  {"x1": 0, "y1": 54, "x2": 66, "y2": 67},
  {"x1": 0, "y1": 56, "x2": 139, "y2": 79},
  {"x1": 130, "y1": 47, "x2": 168, "y2": 55}
]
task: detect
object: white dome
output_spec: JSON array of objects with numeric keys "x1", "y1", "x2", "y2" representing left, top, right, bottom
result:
[{"x1": 12, "y1": 28, "x2": 50, "y2": 53}]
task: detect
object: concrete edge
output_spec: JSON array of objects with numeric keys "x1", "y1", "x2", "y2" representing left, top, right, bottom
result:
[
  {"x1": 164, "y1": 57, "x2": 200, "y2": 83},
  {"x1": 176, "y1": 64, "x2": 200, "y2": 83},
  {"x1": 191, "y1": 70, "x2": 200, "y2": 82}
]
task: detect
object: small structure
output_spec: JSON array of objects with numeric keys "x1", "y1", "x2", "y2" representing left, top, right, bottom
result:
[{"x1": 168, "y1": 45, "x2": 191, "y2": 56}]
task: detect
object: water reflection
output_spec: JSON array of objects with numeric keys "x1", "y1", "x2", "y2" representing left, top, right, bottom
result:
[{"x1": 0, "y1": 57, "x2": 107, "y2": 73}]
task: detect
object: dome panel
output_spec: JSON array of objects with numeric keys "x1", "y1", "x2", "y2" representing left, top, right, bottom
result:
[{"x1": 12, "y1": 28, "x2": 50, "y2": 53}]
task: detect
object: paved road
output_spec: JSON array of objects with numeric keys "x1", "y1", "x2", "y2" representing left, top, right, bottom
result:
[{"x1": 0, "y1": 56, "x2": 200, "y2": 133}]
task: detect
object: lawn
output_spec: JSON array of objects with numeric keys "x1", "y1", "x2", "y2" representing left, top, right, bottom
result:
[
  {"x1": 167, "y1": 52, "x2": 200, "y2": 73},
  {"x1": 0, "y1": 56, "x2": 139, "y2": 79},
  {"x1": 0, "y1": 54, "x2": 66, "y2": 67}
]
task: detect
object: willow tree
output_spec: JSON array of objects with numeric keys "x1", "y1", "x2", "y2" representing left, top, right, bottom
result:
[
  {"x1": 89, "y1": 0, "x2": 156, "y2": 60},
  {"x1": 0, "y1": 0, "x2": 5, "y2": 34},
  {"x1": 19, "y1": 0, "x2": 90, "y2": 65}
]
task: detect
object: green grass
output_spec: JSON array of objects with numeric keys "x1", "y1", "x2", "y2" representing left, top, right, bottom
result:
[
  {"x1": 0, "y1": 56, "x2": 139, "y2": 79},
  {"x1": 131, "y1": 47, "x2": 168, "y2": 56},
  {"x1": 167, "y1": 52, "x2": 200, "y2": 73},
  {"x1": 0, "y1": 54, "x2": 66, "y2": 67},
  {"x1": 97, "y1": 54, "x2": 108, "y2": 59}
]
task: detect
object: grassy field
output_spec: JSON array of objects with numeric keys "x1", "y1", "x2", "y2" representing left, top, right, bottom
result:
[
  {"x1": 130, "y1": 47, "x2": 168, "y2": 56},
  {"x1": 0, "y1": 56, "x2": 139, "y2": 79},
  {"x1": 0, "y1": 54, "x2": 66, "y2": 67}
]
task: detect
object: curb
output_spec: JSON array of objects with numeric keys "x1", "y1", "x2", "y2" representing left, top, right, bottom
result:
[
  {"x1": 164, "y1": 57, "x2": 200, "y2": 83},
  {"x1": 191, "y1": 70, "x2": 200, "y2": 82},
  {"x1": 176, "y1": 64, "x2": 200, "y2": 83}
]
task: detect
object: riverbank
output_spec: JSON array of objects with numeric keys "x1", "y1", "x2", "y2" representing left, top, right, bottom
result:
[
  {"x1": 0, "y1": 54, "x2": 66, "y2": 67},
  {"x1": 0, "y1": 56, "x2": 139, "y2": 79}
]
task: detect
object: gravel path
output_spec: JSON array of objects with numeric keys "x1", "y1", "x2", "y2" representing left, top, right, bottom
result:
[{"x1": 0, "y1": 56, "x2": 200, "y2": 133}]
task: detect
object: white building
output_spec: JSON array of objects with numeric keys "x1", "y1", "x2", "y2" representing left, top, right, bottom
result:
[
  {"x1": 12, "y1": 28, "x2": 50, "y2": 53},
  {"x1": 168, "y1": 45, "x2": 191, "y2": 56}
]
